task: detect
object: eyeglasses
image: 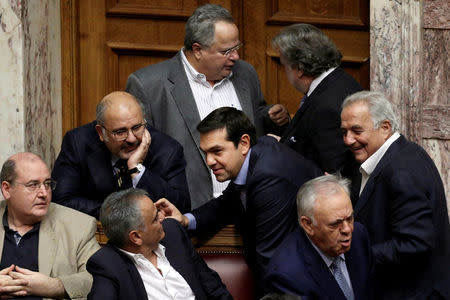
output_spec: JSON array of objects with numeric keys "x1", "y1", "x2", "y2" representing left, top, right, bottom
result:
[
  {"x1": 13, "y1": 179, "x2": 57, "y2": 192},
  {"x1": 218, "y1": 43, "x2": 243, "y2": 56},
  {"x1": 101, "y1": 121, "x2": 146, "y2": 141}
]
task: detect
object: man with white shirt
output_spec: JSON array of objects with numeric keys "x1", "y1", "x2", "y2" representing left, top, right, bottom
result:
[
  {"x1": 340, "y1": 91, "x2": 450, "y2": 299},
  {"x1": 87, "y1": 188, "x2": 231, "y2": 300},
  {"x1": 52, "y1": 91, "x2": 190, "y2": 218},
  {"x1": 274, "y1": 24, "x2": 362, "y2": 174},
  {"x1": 125, "y1": 4, "x2": 289, "y2": 208}
]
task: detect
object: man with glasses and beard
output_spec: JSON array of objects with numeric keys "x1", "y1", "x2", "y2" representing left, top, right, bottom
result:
[{"x1": 52, "y1": 91, "x2": 190, "y2": 218}]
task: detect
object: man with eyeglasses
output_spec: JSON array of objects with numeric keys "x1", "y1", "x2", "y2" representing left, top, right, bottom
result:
[
  {"x1": 52, "y1": 91, "x2": 190, "y2": 218},
  {"x1": 125, "y1": 4, "x2": 290, "y2": 209},
  {"x1": 0, "y1": 152, "x2": 100, "y2": 299}
]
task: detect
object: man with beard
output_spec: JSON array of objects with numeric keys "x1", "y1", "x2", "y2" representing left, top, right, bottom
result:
[{"x1": 52, "y1": 91, "x2": 190, "y2": 218}]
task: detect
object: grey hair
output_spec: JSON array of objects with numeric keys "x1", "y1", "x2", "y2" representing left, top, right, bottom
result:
[
  {"x1": 184, "y1": 4, "x2": 234, "y2": 50},
  {"x1": 0, "y1": 159, "x2": 16, "y2": 183},
  {"x1": 95, "y1": 93, "x2": 146, "y2": 125},
  {"x1": 272, "y1": 23, "x2": 342, "y2": 77},
  {"x1": 100, "y1": 188, "x2": 149, "y2": 247},
  {"x1": 342, "y1": 91, "x2": 399, "y2": 132},
  {"x1": 297, "y1": 174, "x2": 350, "y2": 225}
]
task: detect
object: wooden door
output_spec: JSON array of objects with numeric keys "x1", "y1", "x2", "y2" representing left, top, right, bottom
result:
[{"x1": 61, "y1": 0, "x2": 369, "y2": 133}]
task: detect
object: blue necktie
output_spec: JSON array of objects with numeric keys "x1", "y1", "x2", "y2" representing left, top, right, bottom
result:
[{"x1": 330, "y1": 257, "x2": 354, "y2": 300}]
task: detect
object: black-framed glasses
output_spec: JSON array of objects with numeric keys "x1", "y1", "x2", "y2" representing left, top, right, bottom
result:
[
  {"x1": 218, "y1": 42, "x2": 243, "y2": 56},
  {"x1": 101, "y1": 121, "x2": 146, "y2": 141},
  {"x1": 13, "y1": 179, "x2": 57, "y2": 192}
]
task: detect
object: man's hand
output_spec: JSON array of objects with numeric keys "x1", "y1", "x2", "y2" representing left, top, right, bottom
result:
[
  {"x1": 0, "y1": 265, "x2": 28, "y2": 297},
  {"x1": 268, "y1": 104, "x2": 289, "y2": 126},
  {"x1": 8, "y1": 266, "x2": 65, "y2": 298},
  {"x1": 155, "y1": 198, "x2": 189, "y2": 228},
  {"x1": 128, "y1": 128, "x2": 151, "y2": 169}
]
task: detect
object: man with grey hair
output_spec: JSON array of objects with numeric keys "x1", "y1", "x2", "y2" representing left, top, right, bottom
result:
[
  {"x1": 125, "y1": 4, "x2": 289, "y2": 208},
  {"x1": 341, "y1": 90, "x2": 450, "y2": 299},
  {"x1": 86, "y1": 188, "x2": 231, "y2": 299},
  {"x1": 0, "y1": 152, "x2": 100, "y2": 299},
  {"x1": 52, "y1": 91, "x2": 190, "y2": 218},
  {"x1": 264, "y1": 175, "x2": 372, "y2": 299},
  {"x1": 273, "y1": 24, "x2": 362, "y2": 174}
]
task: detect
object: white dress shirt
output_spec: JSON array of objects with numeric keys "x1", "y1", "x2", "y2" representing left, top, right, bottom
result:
[
  {"x1": 307, "y1": 67, "x2": 337, "y2": 97},
  {"x1": 359, "y1": 131, "x2": 401, "y2": 195},
  {"x1": 119, "y1": 244, "x2": 195, "y2": 300},
  {"x1": 181, "y1": 49, "x2": 242, "y2": 197}
]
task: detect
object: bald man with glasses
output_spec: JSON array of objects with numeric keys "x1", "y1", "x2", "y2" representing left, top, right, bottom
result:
[{"x1": 52, "y1": 91, "x2": 190, "y2": 218}]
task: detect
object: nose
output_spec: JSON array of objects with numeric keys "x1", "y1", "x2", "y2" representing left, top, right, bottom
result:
[
  {"x1": 340, "y1": 220, "x2": 352, "y2": 235},
  {"x1": 229, "y1": 50, "x2": 239, "y2": 60},
  {"x1": 342, "y1": 132, "x2": 355, "y2": 146},
  {"x1": 205, "y1": 153, "x2": 216, "y2": 167},
  {"x1": 37, "y1": 183, "x2": 49, "y2": 197},
  {"x1": 125, "y1": 128, "x2": 138, "y2": 143}
]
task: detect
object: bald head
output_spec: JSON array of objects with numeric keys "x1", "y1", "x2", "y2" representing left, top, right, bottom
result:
[
  {"x1": 1, "y1": 152, "x2": 47, "y2": 184},
  {"x1": 96, "y1": 91, "x2": 145, "y2": 125}
]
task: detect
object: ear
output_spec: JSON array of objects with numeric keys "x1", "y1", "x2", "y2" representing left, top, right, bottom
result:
[
  {"x1": 300, "y1": 216, "x2": 314, "y2": 236},
  {"x1": 1, "y1": 181, "x2": 11, "y2": 201},
  {"x1": 295, "y1": 65, "x2": 304, "y2": 79},
  {"x1": 238, "y1": 134, "x2": 251, "y2": 155},
  {"x1": 95, "y1": 124, "x2": 105, "y2": 142},
  {"x1": 191, "y1": 43, "x2": 203, "y2": 60},
  {"x1": 379, "y1": 120, "x2": 392, "y2": 138},
  {"x1": 128, "y1": 230, "x2": 143, "y2": 246}
]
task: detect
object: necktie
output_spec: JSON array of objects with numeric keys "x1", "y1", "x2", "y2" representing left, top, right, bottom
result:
[
  {"x1": 235, "y1": 184, "x2": 247, "y2": 209},
  {"x1": 330, "y1": 257, "x2": 354, "y2": 300},
  {"x1": 298, "y1": 94, "x2": 307, "y2": 109},
  {"x1": 114, "y1": 159, "x2": 132, "y2": 190}
]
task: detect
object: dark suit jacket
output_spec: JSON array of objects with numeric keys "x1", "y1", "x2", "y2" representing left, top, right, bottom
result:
[
  {"x1": 87, "y1": 219, "x2": 231, "y2": 300},
  {"x1": 264, "y1": 223, "x2": 373, "y2": 300},
  {"x1": 352, "y1": 135, "x2": 450, "y2": 300},
  {"x1": 125, "y1": 52, "x2": 280, "y2": 208},
  {"x1": 280, "y1": 67, "x2": 362, "y2": 173},
  {"x1": 191, "y1": 136, "x2": 322, "y2": 283},
  {"x1": 52, "y1": 121, "x2": 190, "y2": 218}
]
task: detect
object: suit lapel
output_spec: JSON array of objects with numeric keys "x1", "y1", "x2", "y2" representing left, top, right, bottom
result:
[
  {"x1": 231, "y1": 74, "x2": 255, "y2": 124},
  {"x1": 355, "y1": 136, "x2": 405, "y2": 215},
  {"x1": 38, "y1": 205, "x2": 57, "y2": 276},
  {"x1": 86, "y1": 141, "x2": 116, "y2": 193}
]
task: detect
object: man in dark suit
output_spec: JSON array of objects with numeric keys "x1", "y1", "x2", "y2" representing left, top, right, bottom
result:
[
  {"x1": 52, "y1": 91, "x2": 190, "y2": 218},
  {"x1": 157, "y1": 107, "x2": 322, "y2": 290},
  {"x1": 341, "y1": 91, "x2": 450, "y2": 299},
  {"x1": 125, "y1": 4, "x2": 289, "y2": 208},
  {"x1": 264, "y1": 175, "x2": 372, "y2": 300},
  {"x1": 87, "y1": 188, "x2": 231, "y2": 300},
  {"x1": 273, "y1": 24, "x2": 362, "y2": 173}
]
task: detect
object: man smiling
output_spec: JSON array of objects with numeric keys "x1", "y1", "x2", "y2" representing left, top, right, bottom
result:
[{"x1": 52, "y1": 91, "x2": 190, "y2": 218}]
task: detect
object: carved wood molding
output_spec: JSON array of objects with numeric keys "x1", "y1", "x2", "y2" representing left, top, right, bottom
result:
[
  {"x1": 422, "y1": 105, "x2": 450, "y2": 139},
  {"x1": 105, "y1": 0, "x2": 195, "y2": 19},
  {"x1": 106, "y1": 42, "x2": 181, "y2": 54}
]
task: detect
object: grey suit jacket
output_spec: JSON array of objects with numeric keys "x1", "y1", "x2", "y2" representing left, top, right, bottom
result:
[
  {"x1": 126, "y1": 52, "x2": 272, "y2": 208},
  {"x1": 0, "y1": 201, "x2": 101, "y2": 299}
]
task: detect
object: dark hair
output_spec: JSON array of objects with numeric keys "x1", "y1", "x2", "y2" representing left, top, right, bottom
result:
[
  {"x1": 100, "y1": 188, "x2": 149, "y2": 247},
  {"x1": 184, "y1": 4, "x2": 234, "y2": 50},
  {"x1": 197, "y1": 107, "x2": 257, "y2": 147},
  {"x1": 260, "y1": 293, "x2": 303, "y2": 300},
  {"x1": 272, "y1": 23, "x2": 342, "y2": 77},
  {"x1": 0, "y1": 159, "x2": 16, "y2": 183}
]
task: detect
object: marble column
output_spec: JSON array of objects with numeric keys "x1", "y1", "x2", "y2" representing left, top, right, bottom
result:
[
  {"x1": 371, "y1": 0, "x2": 449, "y2": 214},
  {"x1": 0, "y1": 1, "x2": 61, "y2": 171}
]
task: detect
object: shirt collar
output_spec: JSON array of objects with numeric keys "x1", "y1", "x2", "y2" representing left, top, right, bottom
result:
[
  {"x1": 118, "y1": 243, "x2": 167, "y2": 263},
  {"x1": 2, "y1": 206, "x2": 40, "y2": 234},
  {"x1": 307, "y1": 233, "x2": 345, "y2": 268},
  {"x1": 234, "y1": 148, "x2": 252, "y2": 185},
  {"x1": 307, "y1": 67, "x2": 336, "y2": 97},
  {"x1": 180, "y1": 48, "x2": 233, "y2": 86},
  {"x1": 360, "y1": 131, "x2": 401, "y2": 177}
]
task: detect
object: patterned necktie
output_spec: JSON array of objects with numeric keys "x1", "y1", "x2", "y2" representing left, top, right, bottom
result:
[
  {"x1": 234, "y1": 184, "x2": 247, "y2": 209},
  {"x1": 330, "y1": 257, "x2": 354, "y2": 300},
  {"x1": 114, "y1": 159, "x2": 132, "y2": 190}
]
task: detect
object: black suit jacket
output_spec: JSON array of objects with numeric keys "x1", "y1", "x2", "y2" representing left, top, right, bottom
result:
[
  {"x1": 125, "y1": 53, "x2": 282, "y2": 208},
  {"x1": 264, "y1": 223, "x2": 373, "y2": 300},
  {"x1": 281, "y1": 67, "x2": 362, "y2": 173},
  {"x1": 52, "y1": 121, "x2": 190, "y2": 218},
  {"x1": 352, "y1": 135, "x2": 450, "y2": 299},
  {"x1": 191, "y1": 136, "x2": 322, "y2": 283},
  {"x1": 87, "y1": 219, "x2": 231, "y2": 300}
]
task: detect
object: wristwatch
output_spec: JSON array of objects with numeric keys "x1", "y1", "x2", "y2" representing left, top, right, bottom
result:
[{"x1": 128, "y1": 163, "x2": 144, "y2": 175}]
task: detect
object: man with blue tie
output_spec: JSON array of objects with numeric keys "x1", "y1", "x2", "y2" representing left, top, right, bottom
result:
[
  {"x1": 156, "y1": 107, "x2": 321, "y2": 291},
  {"x1": 264, "y1": 175, "x2": 373, "y2": 299},
  {"x1": 273, "y1": 24, "x2": 362, "y2": 174}
]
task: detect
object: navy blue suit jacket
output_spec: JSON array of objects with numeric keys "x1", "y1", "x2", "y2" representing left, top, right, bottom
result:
[
  {"x1": 264, "y1": 223, "x2": 372, "y2": 300},
  {"x1": 191, "y1": 136, "x2": 322, "y2": 283},
  {"x1": 280, "y1": 67, "x2": 362, "y2": 173},
  {"x1": 87, "y1": 219, "x2": 231, "y2": 300},
  {"x1": 52, "y1": 121, "x2": 190, "y2": 218},
  {"x1": 352, "y1": 135, "x2": 450, "y2": 299}
]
